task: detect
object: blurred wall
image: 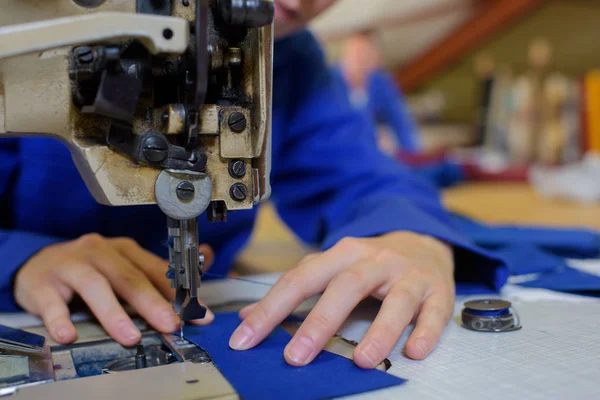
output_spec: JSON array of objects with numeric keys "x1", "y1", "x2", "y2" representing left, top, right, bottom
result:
[
  {"x1": 311, "y1": 0, "x2": 474, "y2": 69},
  {"x1": 419, "y1": 0, "x2": 600, "y2": 123}
]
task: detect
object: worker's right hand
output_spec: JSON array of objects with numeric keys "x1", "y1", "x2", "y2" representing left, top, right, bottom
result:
[{"x1": 14, "y1": 234, "x2": 214, "y2": 347}]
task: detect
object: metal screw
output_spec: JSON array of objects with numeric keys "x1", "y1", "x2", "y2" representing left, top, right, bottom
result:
[
  {"x1": 164, "y1": 60, "x2": 177, "y2": 76},
  {"x1": 191, "y1": 353, "x2": 211, "y2": 364},
  {"x1": 176, "y1": 181, "x2": 195, "y2": 201},
  {"x1": 199, "y1": 253, "x2": 205, "y2": 271},
  {"x1": 228, "y1": 112, "x2": 247, "y2": 133},
  {"x1": 74, "y1": 46, "x2": 94, "y2": 64},
  {"x1": 230, "y1": 183, "x2": 248, "y2": 202},
  {"x1": 163, "y1": 28, "x2": 174, "y2": 40},
  {"x1": 228, "y1": 48, "x2": 243, "y2": 67},
  {"x1": 135, "y1": 345, "x2": 147, "y2": 369},
  {"x1": 228, "y1": 160, "x2": 247, "y2": 178},
  {"x1": 142, "y1": 135, "x2": 169, "y2": 163},
  {"x1": 161, "y1": 111, "x2": 170, "y2": 126}
]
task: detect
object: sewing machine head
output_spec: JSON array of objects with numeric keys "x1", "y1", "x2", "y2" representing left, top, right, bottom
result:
[
  {"x1": 0, "y1": 0, "x2": 274, "y2": 331},
  {"x1": 0, "y1": 0, "x2": 273, "y2": 214}
]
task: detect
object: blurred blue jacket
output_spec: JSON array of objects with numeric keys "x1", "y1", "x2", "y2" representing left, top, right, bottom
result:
[{"x1": 333, "y1": 66, "x2": 422, "y2": 152}]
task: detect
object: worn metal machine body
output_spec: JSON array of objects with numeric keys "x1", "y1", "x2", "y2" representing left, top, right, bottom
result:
[
  {"x1": 0, "y1": 320, "x2": 240, "y2": 399},
  {"x1": 0, "y1": 0, "x2": 273, "y2": 335},
  {"x1": 0, "y1": 0, "x2": 273, "y2": 396}
]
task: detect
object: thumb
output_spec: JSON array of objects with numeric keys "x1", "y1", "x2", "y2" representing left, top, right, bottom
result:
[{"x1": 199, "y1": 244, "x2": 215, "y2": 272}]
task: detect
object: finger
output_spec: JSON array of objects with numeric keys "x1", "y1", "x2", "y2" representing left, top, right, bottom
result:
[
  {"x1": 405, "y1": 291, "x2": 454, "y2": 360},
  {"x1": 284, "y1": 260, "x2": 391, "y2": 366},
  {"x1": 88, "y1": 245, "x2": 179, "y2": 334},
  {"x1": 57, "y1": 265, "x2": 142, "y2": 347},
  {"x1": 297, "y1": 253, "x2": 320, "y2": 265},
  {"x1": 238, "y1": 302, "x2": 258, "y2": 319},
  {"x1": 112, "y1": 238, "x2": 215, "y2": 299},
  {"x1": 353, "y1": 280, "x2": 427, "y2": 369},
  {"x1": 199, "y1": 245, "x2": 215, "y2": 270},
  {"x1": 29, "y1": 285, "x2": 77, "y2": 344},
  {"x1": 110, "y1": 238, "x2": 173, "y2": 298},
  {"x1": 229, "y1": 243, "x2": 363, "y2": 352}
]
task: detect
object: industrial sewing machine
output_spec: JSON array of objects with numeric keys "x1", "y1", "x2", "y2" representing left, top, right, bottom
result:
[{"x1": 0, "y1": 0, "x2": 274, "y2": 397}]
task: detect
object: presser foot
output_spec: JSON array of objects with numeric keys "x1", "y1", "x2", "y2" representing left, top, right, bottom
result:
[{"x1": 174, "y1": 288, "x2": 207, "y2": 339}]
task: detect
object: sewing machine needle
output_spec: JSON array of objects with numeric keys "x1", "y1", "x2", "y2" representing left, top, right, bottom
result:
[{"x1": 180, "y1": 320, "x2": 184, "y2": 339}]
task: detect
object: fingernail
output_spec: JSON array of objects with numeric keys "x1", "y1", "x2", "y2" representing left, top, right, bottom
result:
[
  {"x1": 415, "y1": 337, "x2": 429, "y2": 357},
  {"x1": 359, "y1": 342, "x2": 380, "y2": 367},
  {"x1": 119, "y1": 320, "x2": 141, "y2": 342},
  {"x1": 285, "y1": 336, "x2": 314, "y2": 365},
  {"x1": 55, "y1": 326, "x2": 72, "y2": 342},
  {"x1": 229, "y1": 324, "x2": 254, "y2": 350}
]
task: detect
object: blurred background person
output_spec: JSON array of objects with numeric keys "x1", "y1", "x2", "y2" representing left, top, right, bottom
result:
[{"x1": 337, "y1": 30, "x2": 422, "y2": 155}]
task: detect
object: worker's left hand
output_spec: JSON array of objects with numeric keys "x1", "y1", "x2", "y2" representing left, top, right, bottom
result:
[{"x1": 229, "y1": 232, "x2": 455, "y2": 369}]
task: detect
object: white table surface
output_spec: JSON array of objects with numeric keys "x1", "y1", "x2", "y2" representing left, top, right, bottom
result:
[{"x1": 200, "y1": 273, "x2": 600, "y2": 400}]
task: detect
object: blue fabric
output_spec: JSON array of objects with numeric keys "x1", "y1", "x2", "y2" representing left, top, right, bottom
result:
[
  {"x1": 0, "y1": 30, "x2": 507, "y2": 312},
  {"x1": 450, "y1": 214, "x2": 600, "y2": 259},
  {"x1": 455, "y1": 282, "x2": 499, "y2": 295},
  {"x1": 368, "y1": 70, "x2": 422, "y2": 152},
  {"x1": 410, "y1": 161, "x2": 466, "y2": 189},
  {"x1": 332, "y1": 66, "x2": 421, "y2": 152},
  {"x1": 449, "y1": 214, "x2": 600, "y2": 294},
  {"x1": 493, "y1": 244, "x2": 568, "y2": 276},
  {"x1": 488, "y1": 243, "x2": 600, "y2": 294},
  {"x1": 183, "y1": 312, "x2": 406, "y2": 400},
  {"x1": 518, "y1": 266, "x2": 600, "y2": 294}
]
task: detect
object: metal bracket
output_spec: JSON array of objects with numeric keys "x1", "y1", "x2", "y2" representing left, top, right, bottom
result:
[
  {"x1": 220, "y1": 107, "x2": 252, "y2": 158},
  {"x1": 107, "y1": 124, "x2": 207, "y2": 172},
  {"x1": 81, "y1": 70, "x2": 143, "y2": 123},
  {"x1": 156, "y1": 171, "x2": 213, "y2": 220},
  {"x1": 0, "y1": 12, "x2": 190, "y2": 60}
]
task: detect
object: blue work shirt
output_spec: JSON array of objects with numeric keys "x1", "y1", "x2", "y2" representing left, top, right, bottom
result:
[
  {"x1": 0, "y1": 31, "x2": 506, "y2": 311},
  {"x1": 333, "y1": 66, "x2": 422, "y2": 153}
]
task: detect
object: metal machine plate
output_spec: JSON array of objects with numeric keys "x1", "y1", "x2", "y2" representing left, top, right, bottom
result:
[{"x1": 11, "y1": 361, "x2": 238, "y2": 400}]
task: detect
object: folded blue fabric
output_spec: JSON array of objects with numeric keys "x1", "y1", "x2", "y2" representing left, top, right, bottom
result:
[
  {"x1": 455, "y1": 282, "x2": 500, "y2": 295},
  {"x1": 410, "y1": 162, "x2": 466, "y2": 189},
  {"x1": 493, "y1": 244, "x2": 568, "y2": 276},
  {"x1": 449, "y1": 214, "x2": 600, "y2": 259},
  {"x1": 518, "y1": 266, "x2": 600, "y2": 294},
  {"x1": 445, "y1": 214, "x2": 600, "y2": 295},
  {"x1": 459, "y1": 229, "x2": 600, "y2": 294},
  {"x1": 183, "y1": 312, "x2": 406, "y2": 400}
]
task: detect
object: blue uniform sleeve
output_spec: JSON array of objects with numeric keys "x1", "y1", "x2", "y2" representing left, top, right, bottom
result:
[
  {"x1": 369, "y1": 70, "x2": 422, "y2": 153},
  {"x1": 0, "y1": 139, "x2": 63, "y2": 311},
  {"x1": 368, "y1": 70, "x2": 422, "y2": 153},
  {"x1": 270, "y1": 31, "x2": 507, "y2": 292}
]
